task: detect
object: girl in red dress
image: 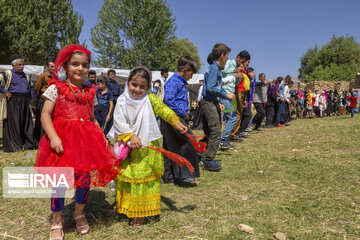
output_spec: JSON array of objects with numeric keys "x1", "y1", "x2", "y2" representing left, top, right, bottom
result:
[{"x1": 35, "y1": 44, "x2": 120, "y2": 240}]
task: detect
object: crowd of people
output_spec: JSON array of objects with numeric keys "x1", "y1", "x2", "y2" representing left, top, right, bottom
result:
[
  {"x1": 0, "y1": 43, "x2": 358, "y2": 239},
  {"x1": 288, "y1": 88, "x2": 359, "y2": 119}
]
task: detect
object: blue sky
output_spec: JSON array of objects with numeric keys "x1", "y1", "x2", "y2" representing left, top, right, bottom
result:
[{"x1": 73, "y1": 0, "x2": 360, "y2": 79}]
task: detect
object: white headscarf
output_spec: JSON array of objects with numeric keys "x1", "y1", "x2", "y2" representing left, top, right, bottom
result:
[{"x1": 107, "y1": 82, "x2": 162, "y2": 147}]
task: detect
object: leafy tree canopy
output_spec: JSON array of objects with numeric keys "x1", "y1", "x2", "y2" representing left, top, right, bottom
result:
[
  {"x1": 158, "y1": 37, "x2": 202, "y2": 72},
  {"x1": 0, "y1": 0, "x2": 84, "y2": 65},
  {"x1": 91, "y1": 0, "x2": 201, "y2": 72},
  {"x1": 299, "y1": 35, "x2": 360, "y2": 82}
]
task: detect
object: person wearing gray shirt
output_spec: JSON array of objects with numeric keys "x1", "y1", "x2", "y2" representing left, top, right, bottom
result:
[{"x1": 252, "y1": 73, "x2": 269, "y2": 130}]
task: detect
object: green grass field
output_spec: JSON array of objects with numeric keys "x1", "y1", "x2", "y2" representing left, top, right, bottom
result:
[{"x1": 1, "y1": 114, "x2": 360, "y2": 239}]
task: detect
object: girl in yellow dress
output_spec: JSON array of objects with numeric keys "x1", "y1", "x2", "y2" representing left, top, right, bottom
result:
[{"x1": 108, "y1": 66, "x2": 187, "y2": 225}]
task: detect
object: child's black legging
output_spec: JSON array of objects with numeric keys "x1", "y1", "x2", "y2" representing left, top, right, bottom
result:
[{"x1": 51, "y1": 171, "x2": 90, "y2": 212}]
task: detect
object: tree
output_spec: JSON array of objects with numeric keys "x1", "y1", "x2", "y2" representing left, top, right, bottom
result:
[
  {"x1": 90, "y1": 0, "x2": 176, "y2": 69},
  {"x1": 0, "y1": 0, "x2": 83, "y2": 65},
  {"x1": 299, "y1": 36, "x2": 360, "y2": 82},
  {"x1": 158, "y1": 37, "x2": 202, "y2": 72},
  {"x1": 298, "y1": 44, "x2": 319, "y2": 79},
  {"x1": 58, "y1": 5, "x2": 84, "y2": 48}
]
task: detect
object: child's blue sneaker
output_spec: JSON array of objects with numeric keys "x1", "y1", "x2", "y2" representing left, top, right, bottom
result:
[{"x1": 203, "y1": 160, "x2": 222, "y2": 171}]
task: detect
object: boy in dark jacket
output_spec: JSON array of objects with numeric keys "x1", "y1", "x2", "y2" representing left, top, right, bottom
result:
[{"x1": 266, "y1": 81, "x2": 278, "y2": 128}]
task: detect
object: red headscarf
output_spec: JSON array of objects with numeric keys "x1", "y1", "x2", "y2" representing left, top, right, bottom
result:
[{"x1": 52, "y1": 44, "x2": 91, "y2": 81}]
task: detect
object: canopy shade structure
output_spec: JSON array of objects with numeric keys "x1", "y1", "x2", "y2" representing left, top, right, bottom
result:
[{"x1": 0, "y1": 65, "x2": 45, "y2": 75}]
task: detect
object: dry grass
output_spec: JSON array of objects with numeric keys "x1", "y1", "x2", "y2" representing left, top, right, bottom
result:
[{"x1": 1, "y1": 114, "x2": 360, "y2": 239}]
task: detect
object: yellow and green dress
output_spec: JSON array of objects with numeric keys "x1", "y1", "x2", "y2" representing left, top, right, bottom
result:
[{"x1": 115, "y1": 93, "x2": 180, "y2": 218}]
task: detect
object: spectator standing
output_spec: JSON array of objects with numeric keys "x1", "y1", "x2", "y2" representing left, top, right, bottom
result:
[{"x1": 0, "y1": 54, "x2": 37, "y2": 152}]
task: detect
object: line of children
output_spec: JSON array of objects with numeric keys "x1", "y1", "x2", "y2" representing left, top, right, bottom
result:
[
  {"x1": 35, "y1": 43, "x2": 359, "y2": 239},
  {"x1": 217, "y1": 71, "x2": 296, "y2": 144},
  {"x1": 291, "y1": 88, "x2": 358, "y2": 119}
]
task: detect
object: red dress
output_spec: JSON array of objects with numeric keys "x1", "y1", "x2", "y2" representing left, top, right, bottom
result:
[
  {"x1": 347, "y1": 96, "x2": 357, "y2": 108},
  {"x1": 35, "y1": 80, "x2": 120, "y2": 187}
]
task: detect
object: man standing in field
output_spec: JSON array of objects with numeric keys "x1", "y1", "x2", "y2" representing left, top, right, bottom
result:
[{"x1": 0, "y1": 54, "x2": 37, "y2": 152}]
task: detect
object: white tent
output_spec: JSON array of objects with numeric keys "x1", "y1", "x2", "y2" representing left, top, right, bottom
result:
[
  {"x1": 0, "y1": 65, "x2": 204, "y2": 85},
  {"x1": 0, "y1": 65, "x2": 45, "y2": 75},
  {"x1": 87, "y1": 68, "x2": 204, "y2": 85}
]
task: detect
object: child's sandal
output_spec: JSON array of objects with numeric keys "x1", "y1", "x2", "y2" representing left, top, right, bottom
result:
[
  {"x1": 131, "y1": 217, "x2": 145, "y2": 226},
  {"x1": 74, "y1": 214, "x2": 90, "y2": 235},
  {"x1": 49, "y1": 225, "x2": 64, "y2": 240}
]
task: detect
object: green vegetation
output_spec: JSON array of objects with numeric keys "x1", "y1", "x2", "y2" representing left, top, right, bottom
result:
[
  {"x1": 299, "y1": 35, "x2": 360, "y2": 82},
  {"x1": 90, "y1": 0, "x2": 201, "y2": 71},
  {"x1": 0, "y1": 0, "x2": 84, "y2": 65}
]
